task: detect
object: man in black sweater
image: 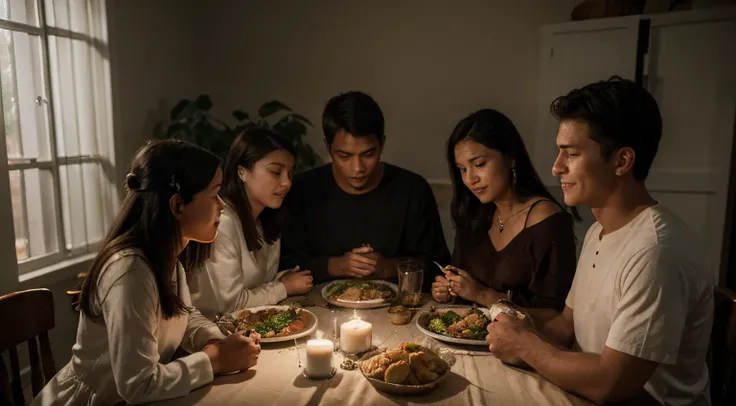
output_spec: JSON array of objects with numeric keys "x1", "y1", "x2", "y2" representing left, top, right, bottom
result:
[{"x1": 280, "y1": 91, "x2": 451, "y2": 289}]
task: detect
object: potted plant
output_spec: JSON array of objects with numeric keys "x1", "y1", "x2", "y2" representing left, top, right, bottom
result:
[{"x1": 153, "y1": 95, "x2": 322, "y2": 172}]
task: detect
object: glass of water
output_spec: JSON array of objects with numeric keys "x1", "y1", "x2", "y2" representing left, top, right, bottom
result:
[{"x1": 396, "y1": 258, "x2": 424, "y2": 307}]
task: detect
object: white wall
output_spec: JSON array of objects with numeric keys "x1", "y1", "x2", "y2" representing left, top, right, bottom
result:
[
  {"x1": 107, "y1": 0, "x2": 205, "y2": 193},
  {"x1": 191, "y1": 0, "x2": 585, "y2": 247},
  {"x1": 195, "y1": 0, "x2": 582, "y2": 181}
]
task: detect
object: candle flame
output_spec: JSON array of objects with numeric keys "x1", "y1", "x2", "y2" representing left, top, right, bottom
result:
[{"x1": 316, "y1": 330, "x2": 323, "y2": 340}]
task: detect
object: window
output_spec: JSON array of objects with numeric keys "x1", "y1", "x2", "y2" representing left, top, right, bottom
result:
[{"x1": 1, "y1": 0, "x2": 114, "y2": 275}]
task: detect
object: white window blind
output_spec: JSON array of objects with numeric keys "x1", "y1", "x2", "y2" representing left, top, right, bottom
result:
[{"x1": 1, "y1": 0, "x2": 115, "y2": 275}]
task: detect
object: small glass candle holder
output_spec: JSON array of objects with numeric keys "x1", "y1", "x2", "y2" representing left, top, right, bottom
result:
[{"x1": 331, "y1": 317, "x2": 339, "y2": 352}]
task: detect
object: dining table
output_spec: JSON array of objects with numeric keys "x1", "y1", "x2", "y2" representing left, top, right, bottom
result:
[{"x1": 152, "y1": 284, "x2": 594, "y2": 406}]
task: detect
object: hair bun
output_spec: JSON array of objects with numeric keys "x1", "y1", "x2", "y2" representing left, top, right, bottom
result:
[{"x1": 125, "y1": 173, "x2": 141, "y2": 190}]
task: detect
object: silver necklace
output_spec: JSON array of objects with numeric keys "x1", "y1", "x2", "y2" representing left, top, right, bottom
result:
[{"x1": 496, "y1": 204, "x2": 533, "y2": 233}]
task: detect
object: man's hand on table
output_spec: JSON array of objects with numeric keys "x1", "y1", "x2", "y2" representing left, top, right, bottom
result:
[
  {"x1": 361, "y1": 246, "x2": 398, "y2": 279},
  {"x1": 327, "y1": 245, "x2": 397, "y2": 279},
  {"x1": 486, "y1": 313, "x2": 534, "y2": 366},
  {"x1": 328, "y1": 246, "x2": 376, "y2": 278}
]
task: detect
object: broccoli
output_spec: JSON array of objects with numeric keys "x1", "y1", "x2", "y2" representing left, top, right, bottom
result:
[
  {"x1": 440, "y1": 311, "x2": 463, "y2": 326},
  {"x1": 428, "y1": 318, "x2": 447, "y2": 334},
  {"x1": 464, "y1": 324, "x2": 487, "y2": 340}
]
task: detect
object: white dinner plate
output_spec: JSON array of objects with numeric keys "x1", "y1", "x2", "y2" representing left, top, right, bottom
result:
[
  {"x1": 321, "y1": 279, "x2": 398, "y2": 309},
  {"x1": 415, "y1": 305, "x2": 491, "y2": 347},
  {"x1": 229, "y1": 305, "x2": 318, "y2": 343}
]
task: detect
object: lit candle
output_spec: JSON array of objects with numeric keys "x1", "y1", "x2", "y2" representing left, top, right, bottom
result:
[
  {"x1": 305, "y1": 336, "x2": 334, "y2": 378},
  {"x1": 339, "y1": 318, "x2": 372, "y2": 354}
]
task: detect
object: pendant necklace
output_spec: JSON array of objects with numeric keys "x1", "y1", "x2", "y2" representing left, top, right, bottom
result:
[{"x1": 496, "y1": 204, "x2": 533, "y2": 233}]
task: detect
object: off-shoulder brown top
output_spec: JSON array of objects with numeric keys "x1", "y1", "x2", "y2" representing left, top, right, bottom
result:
[{"x1": 452, "y1": 205, "x2": 577, "y2": 311}]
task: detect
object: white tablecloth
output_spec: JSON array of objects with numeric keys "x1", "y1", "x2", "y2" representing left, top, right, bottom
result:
[{"x1": 152, "y1": 289, "x2": 593, "y2": 406}]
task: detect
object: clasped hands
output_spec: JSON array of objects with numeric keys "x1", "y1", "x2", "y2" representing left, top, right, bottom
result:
[{"x1": 328, "y1": 244, "x2": 389, "y2": 278}]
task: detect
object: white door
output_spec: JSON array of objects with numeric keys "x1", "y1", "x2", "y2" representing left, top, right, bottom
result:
[
  {"x1": 534, "y1": 16, "x2": 642, "y2": 252},
  {"x1": 645, "y1": 8, "x2": 736, "y2": 283},
  {"x1": 534, "y1": 15, "x2": 641, "y2": 187}
]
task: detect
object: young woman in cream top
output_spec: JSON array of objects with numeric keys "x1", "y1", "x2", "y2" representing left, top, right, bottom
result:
[
  {"x1": 193, "y1": 128, "x2": 313, "y2": 319},
  {"x1": 32, "y1": 140, "x2": 262, "y2": 406}
]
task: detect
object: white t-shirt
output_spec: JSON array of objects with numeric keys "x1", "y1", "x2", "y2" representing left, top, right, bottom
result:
[{"x1": 566, "y1": 205, "x2": 713, "y2": 406}]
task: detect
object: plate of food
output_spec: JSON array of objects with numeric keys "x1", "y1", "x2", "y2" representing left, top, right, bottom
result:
[
  {"x1": 416, "y1": 305, "x2": 492, "y2": 346},
  {"x1": 216, "y1": 305, "x2": 318, "y2": 343},
  {"x1": 321, "y1": 279, "x2": 398, "y2": 309},
  {"x1": 357, "y1": 342, "x2": 454, "y2": 395}
]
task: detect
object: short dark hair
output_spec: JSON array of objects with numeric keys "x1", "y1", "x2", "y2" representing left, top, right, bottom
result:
[
  {"x1": 221, "y1": 128, "x2": 296, "y2": 251},
  {"x1": 322, "y1": 91, "x2": 384, "y2": 146},
  {"x1": 550, "y1": 76, "x2": 662, "y2": 181}
]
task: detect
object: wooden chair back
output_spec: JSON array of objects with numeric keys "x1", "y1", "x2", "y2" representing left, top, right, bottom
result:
[
  {"x1": 0, "y1": 288, "x2": 56, "y2": 406},
  {"x1": 711, "y1": 287, "x2": 736, "y2": 405}
]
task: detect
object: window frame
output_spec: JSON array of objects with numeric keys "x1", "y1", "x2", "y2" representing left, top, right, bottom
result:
[{"x1": 1, "y1": 1, "x2": 109, "y2": 276}]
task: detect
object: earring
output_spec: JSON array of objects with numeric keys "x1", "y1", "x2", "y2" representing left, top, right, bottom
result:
[{"x1": 512, "y1": 167, "x2": 517, "y2": 186}]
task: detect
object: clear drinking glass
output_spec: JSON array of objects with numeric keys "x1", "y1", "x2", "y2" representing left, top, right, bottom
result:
[{"x1": 397, "y1": 258, "x2": 424, "y2": 307}]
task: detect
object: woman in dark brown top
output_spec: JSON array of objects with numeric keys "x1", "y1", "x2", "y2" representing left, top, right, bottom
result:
[{"x1": 432, "y1": 109, "x2": 579, "y2": 312}]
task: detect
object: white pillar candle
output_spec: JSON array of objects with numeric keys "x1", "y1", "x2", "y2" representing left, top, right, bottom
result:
[
  {"x1": 339, "y1": 318, "x2": 372, "y2": 354},
  {"x1": 305, "y1": 339, "x2": 334, "y2": 378}
]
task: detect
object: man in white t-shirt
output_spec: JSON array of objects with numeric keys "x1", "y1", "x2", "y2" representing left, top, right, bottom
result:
[{"x1": 486, "y1": 77, "x2": 714, "y2": 406}]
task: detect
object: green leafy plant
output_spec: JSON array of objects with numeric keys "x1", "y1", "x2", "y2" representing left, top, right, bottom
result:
[{"x1": 153, "y1": 94, "x2": 322, "y2": 172}]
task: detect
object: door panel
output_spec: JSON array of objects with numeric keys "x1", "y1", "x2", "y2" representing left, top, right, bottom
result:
[
  {"x1": 534, "y1": 16, "x2": 640, "y2": 186},
  {"x1": 647, "y1": 11, "x2": 736, "y2": 281}
]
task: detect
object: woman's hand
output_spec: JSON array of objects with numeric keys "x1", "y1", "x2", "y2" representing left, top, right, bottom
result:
[
  {"x1": 281, "y1": 266, "x2": 313, "y2": 295},
  {"x1": 445, "y1": 265, "x2": 485, "y2": 303},
  {"x1": 431, "y1": 275, "x2": 451, "y2": 303},
  {"x1": 203, "y1": 330, "x2": 261, "y2": 374}
]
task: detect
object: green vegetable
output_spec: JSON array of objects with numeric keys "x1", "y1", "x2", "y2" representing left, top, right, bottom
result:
[
  {"x1": 428, "y1": 318, "x2": 447, "y2": 334},
  {"x1": 404, "y1": 343, "x2": 421, "y2": 352},
  {"x1": 253, "y1": 322, "x2": 269, "y2": 335},
  {"x1": 440, "y1": 311, "x2": 463, "y2": 326},
  {"x1": 252, "y1": 310, "x2": 297, "y2": 334},
  {"x1": 325, "y1": 283, "x2": 348, "y2": 298},
  {"x1": 464, "y1": 324, "x2": 487, "y2": 340}
]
